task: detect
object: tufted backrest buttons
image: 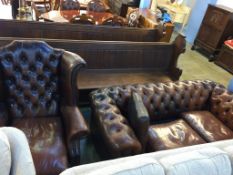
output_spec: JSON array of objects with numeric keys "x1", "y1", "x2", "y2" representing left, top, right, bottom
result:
[
  {"x1": 5, "y1": 54, "x2": 13, "y2": 64},
  {"x1": 210, "y1": 86, "x2": 233, "y2": 130},
  {"x1": 92, "y1": 80, "x2": 217, "y2": 122},
  {"x1": 35, "y1": 52, "x2": 43, "y2": 62},
  {"x1": 0, "y1": 41, "x2": 63, "y2": 118}
]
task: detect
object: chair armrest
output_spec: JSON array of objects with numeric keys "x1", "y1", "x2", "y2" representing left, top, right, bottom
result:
[
  {"x1": 61, "y1": 51, "x2": 86, "y2": 106},
  {"x1": 91, "y1": 91, "x2": 142, "y2": 157},
  {"x1": 61, "y1": 106, "x2": 89, "y2": 159},
  {"x1": 128, "y1": 92, "x2": 150, "y2": 151}
]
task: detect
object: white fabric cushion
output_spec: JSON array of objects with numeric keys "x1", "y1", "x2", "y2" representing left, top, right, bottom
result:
[
  {"x1": 61, "y1": 158, "x2": 165, "y2": 175},
  {"x1": 0, "y1": 127, "x2": 36, "y2": 175},
  {"x1": 223, "y1": 145, "x2": 233, "y2": 175},
  {"x1": 159, "y1": 147, "x2": 232, "y2": 175},
  {"x1": 0, "y1": 130, "x2": 11, "y2": 175}
]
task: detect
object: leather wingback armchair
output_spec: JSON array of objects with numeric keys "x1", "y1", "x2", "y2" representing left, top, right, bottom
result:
[
  {"x1": 90, "y1": 80, "x2": 233, "y2": 158},
  {"x1": 0, "y1": 41, "x2": 89, "y2": 175}
]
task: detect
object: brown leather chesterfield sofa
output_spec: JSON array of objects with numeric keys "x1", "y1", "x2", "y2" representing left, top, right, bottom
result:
[
  {"x1": 90, "y1": 80, "x2": 233, "y2": 158},
  {"x1": 0, "y1": 41, "x2": 89, "y2": 175}
]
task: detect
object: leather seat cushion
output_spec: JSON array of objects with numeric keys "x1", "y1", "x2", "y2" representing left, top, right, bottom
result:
[
  {"x1": 148, "y1": 119, "x2": 205, "y2": 151},
  {"x1": 182, "y1": 111, "x2": 233, "y2": 142},
  {"x1": 12, "y1": 117, "x2": 68, "y2": 175}
]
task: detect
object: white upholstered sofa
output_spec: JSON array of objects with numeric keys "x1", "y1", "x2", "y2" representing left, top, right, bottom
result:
[
  {"x1": 0, "y1": 127, "x2": 36, "y2": 175},
  {"x1": 61, "y1": 139, "x2": 233, "y2": 175}
]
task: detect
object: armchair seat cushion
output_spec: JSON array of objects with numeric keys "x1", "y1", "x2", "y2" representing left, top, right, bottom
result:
[
  {"x1": 182, "y1": 111, "x2": 233, "y2": 142},
  {"x1": 148, "y1": 119, "x2": 205, "y2": 151},
  {"x1": 12, "y1": 117, "x2": 68, "y2": 175}
]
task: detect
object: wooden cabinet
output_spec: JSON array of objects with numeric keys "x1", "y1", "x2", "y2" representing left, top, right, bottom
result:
[
  {"x1": 192, "y1": 5, "x2": 233, "y2": 60},
  {"x1": 215, "y1": 44, "x2": 233, "y2": 74}
]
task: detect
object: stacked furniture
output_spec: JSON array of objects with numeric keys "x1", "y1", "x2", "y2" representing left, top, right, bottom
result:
[
  {"x1": 90, "y1": 80, "x2": 233, "y2": 157},
  {"x1": 0, "y1": 41, "x2": 89, "y2": 175},
  {"x1": 192, "y1": 4, "x2": 233, "y2": 60}
]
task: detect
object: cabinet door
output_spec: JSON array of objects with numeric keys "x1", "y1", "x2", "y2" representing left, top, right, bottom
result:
[
  {"x1": 197, "y1": 24, "x2": 222, "y2": 48},
  {"x1": 218, "y1": 48, "x2": 233, "y2": 69},
  {"x1": 202, "y1": 6, "x2": 229, "y2": 31}
]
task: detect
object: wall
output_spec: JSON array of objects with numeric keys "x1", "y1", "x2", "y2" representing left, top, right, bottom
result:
[
  {"x1": 184, "y1": 0, "x2": 217, "y2": 44},
  {"x1": 0, "y1": 2, "x2": 12, "y2": 19},
  {"x1": 216, "y1": 0, "x2": 233, "y2": 8}
]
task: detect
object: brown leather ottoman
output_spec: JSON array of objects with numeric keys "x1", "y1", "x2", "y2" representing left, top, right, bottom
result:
[
  {"x1": 147, "y1": 119, "x2": 206, "y2": 151},
  {"x1": 182, "y1": 111, "x2": 233, "y2": 142}
]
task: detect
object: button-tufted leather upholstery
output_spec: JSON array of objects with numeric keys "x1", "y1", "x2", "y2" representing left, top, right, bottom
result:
[
  {"x1": 211, "y1": 87, "x2": 233, "y2": 130},
  {"x1": 91, "y1": 80, "x2": 233, "y2": 157},
  {"x1": 0, "y1": 41, "x2": 62, "y2": 118},
  {"x1": 0, "y1": 40, "x2": 89, "y2": 175},
  {"x1": 60, "y1": 0, "x2": 80, "y2": 10}
]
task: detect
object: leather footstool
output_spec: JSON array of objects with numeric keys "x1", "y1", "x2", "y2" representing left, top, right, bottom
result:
[
  {"x1": 182, "y1": 111, "x2": 233, "y2": 142},
  {"x1": 147, "y1": 119, "x2": 206, "y2": 151}
]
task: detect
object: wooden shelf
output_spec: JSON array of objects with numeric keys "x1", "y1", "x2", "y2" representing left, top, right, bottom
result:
[{"x1": 77, "y1": 69, "x2": 172, "y2": 90}]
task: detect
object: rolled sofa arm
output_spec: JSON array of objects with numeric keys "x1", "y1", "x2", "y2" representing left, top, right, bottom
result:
[
  {"x1": 91, "y1": 91, "x2": 142, "y2": 157},
  {"x1": 61, "y1": 106, "x2": 89, "y2": 160},
  {"x1": 211, "y1": 86, "x2": 233, "y2": 130},
  {"x1": 128, "y1": 92, "x2": 150, "y2": 152}
]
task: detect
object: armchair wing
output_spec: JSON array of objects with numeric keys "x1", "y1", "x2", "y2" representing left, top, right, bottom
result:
[
  {"x1": 128, "y1": 92, "x2": 150, "y2": 152},
  {"x1": 61, "y1": 51, "x2": 89, "y2": 162},
  {"x1": 61, "y1": 50, "x2": 86, "y2": 106}
]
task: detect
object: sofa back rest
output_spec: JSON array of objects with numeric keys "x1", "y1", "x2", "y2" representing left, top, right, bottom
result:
[
  {"x1": 98, "y1": 80, "x2": 217, "y2": 121},
  {"x1": 0, "y1": 41, "x2": 63, "y2": 118}
]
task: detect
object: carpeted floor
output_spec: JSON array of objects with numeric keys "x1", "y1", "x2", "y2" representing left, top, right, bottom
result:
[{"x1": 179, "y1": 44, "x2": 232, "y2": 86}]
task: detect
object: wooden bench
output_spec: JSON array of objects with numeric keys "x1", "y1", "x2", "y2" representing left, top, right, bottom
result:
[
  {"x1": 0, "y1": 35, "x2": 186, "y2": 91},
  {"x1": 0, "y1": 19, "x2": 163, "y2": 42}
]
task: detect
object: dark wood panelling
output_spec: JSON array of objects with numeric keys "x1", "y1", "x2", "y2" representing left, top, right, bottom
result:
[{"x1": 0, "y1": 19, "x2": 162, "y2": 42}]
